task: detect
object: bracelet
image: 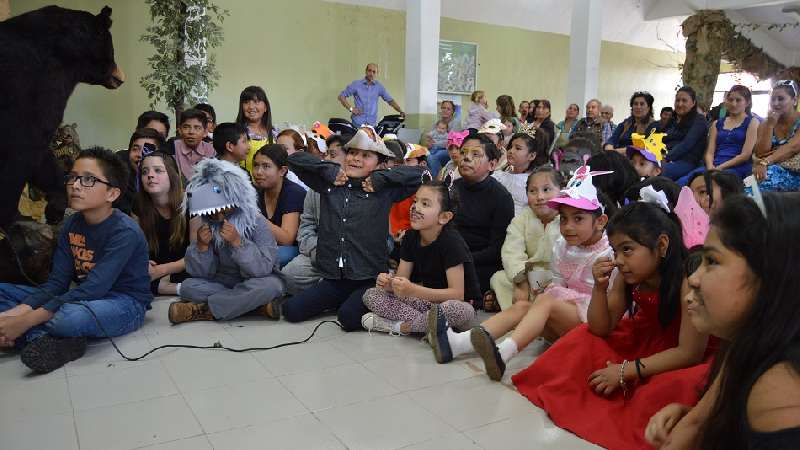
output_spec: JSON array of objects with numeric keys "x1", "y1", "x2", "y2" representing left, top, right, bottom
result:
[
  {"x1": 619, "y1": 360, "x2": 629, "y2": 396},
  {"x1": 760, "y1": 158, "x2": 770, "y2": 167},
  {"x1": 635, "y1": 358, "x2": 646, "y2": 380}
]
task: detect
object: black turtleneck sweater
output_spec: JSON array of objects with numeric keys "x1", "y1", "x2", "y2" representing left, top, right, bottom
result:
[{"x1": 452, "y1": 175, "x2": 514, "y2": 268}]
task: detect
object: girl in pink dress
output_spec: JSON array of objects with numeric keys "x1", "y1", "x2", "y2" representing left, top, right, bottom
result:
[{"x1": 427, "y1": 166, "x2": 616, "y2": 381}]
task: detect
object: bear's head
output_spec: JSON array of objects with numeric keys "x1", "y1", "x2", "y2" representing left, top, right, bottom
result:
[{"x1": 27, "y1": 5, "x2": 125, "y2": 89}]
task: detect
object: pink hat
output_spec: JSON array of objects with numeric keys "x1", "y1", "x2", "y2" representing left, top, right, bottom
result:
[
  {"x1": 674, "y1": 187, "x2": 709, "y2": 249},
  {"x1": 447, "y1": 129, "x2": 469, "y2": 148},
  {"x1": 547, "y1": 165, "x2": 613, "y2": 212}
]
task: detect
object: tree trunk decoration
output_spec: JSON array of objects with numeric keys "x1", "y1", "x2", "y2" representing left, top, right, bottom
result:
[{"x1": 681, "y1": 11, "x2": 730, "y2": 112}]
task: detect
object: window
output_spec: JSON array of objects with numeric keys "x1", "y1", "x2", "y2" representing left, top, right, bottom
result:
[{"x1": 712, "y1": 72, "x2": 771, "y2": 118}]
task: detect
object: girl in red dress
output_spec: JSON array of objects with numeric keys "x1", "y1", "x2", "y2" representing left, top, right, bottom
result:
[{"x1": 512, "y1": 200, "x2": 712, "y2": 450}]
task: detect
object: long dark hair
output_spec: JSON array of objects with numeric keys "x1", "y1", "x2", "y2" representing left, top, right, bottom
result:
[
  {"x1": 699, "y1": 193, "x2": 800, "y2": 449},
  {"x1": 509, "y1": 132, "x2": 548, "y2": 171},
  {"x1": 673, "y1": 86, "x2": 699, "y2": 130},
  {"x1": 607, "y1": 202, "x2": 686, "y2": 327},
  {"x1": 587, "y1": 151, "x2": 640, "y2": 207},
  {"x1": 418, "y1": 179, "x2": 459, "y2": 228},
  {"x1": 236, "y1": 86, "x2": 274, "y2": 142},
  {"x1": 630, "y1": 91, "x2": 655, "y2": 125}
]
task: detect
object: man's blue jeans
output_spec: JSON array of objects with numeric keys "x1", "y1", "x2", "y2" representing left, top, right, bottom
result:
[{"x1": 0, "y1": 283, "x2": 146, "y2": 346}]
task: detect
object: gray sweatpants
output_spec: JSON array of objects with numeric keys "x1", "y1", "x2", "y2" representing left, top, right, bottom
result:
[
  {"x1": 280, "y1": 253, "x2": 324, "y2": 295},
  {"x1": 181, "y1": 275, "x2": 285, "y2": 320}
]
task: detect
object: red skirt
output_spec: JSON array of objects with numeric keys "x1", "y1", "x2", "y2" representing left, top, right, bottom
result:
[{"x1": 512, "y1": 321, "x2": 713, "y2": 450}]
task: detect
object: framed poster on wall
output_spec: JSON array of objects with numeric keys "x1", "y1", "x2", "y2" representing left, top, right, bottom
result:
[{"x1": 438, "y1": 40, "x2": 478, "y2": 95}]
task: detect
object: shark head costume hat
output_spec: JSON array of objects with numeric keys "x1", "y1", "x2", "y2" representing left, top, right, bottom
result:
[{"x1": 183, "y1": 158, "x2": 260, "y2": 248}]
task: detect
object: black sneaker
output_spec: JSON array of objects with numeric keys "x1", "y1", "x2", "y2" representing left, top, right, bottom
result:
[
  {"x1": 21, "y1": 335, "x2": 88, "y2": 374},
  {"x1": 470, "y1": 326, "x2": 505, "y2": 381},
  {"x1": 426, "y1": 304, "x2": 453, "y2": 364}
]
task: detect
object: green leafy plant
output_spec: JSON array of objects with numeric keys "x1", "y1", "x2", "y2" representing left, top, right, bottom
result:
[{"x1": 140, "y1": 0, "x2": 228, "y2": 121}]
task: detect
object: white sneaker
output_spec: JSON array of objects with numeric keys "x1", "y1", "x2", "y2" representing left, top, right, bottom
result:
[{"x1": 361, "y1": 313, "x2": 405, "y2": 335}]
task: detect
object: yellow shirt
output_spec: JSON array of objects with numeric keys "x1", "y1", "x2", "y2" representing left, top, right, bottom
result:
[{"x1": 242, "y1": 137, "x2": 268, "y2": 176}]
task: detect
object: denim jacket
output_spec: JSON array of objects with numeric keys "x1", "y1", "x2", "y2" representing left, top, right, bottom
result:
[{"x1": 288, "y1": 152, "x2": 423, "y2": 280}]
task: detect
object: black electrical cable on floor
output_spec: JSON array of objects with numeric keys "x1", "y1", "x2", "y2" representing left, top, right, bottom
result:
[{"x1": 0, "y1": 225, "x2": 342, "y2": 361}]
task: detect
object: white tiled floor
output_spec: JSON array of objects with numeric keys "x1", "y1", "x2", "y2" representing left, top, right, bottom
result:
[{"x1": 1, "y1": 296, "x2": 602, "y2": 450}]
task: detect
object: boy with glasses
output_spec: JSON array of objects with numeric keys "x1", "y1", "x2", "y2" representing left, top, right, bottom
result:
[{"x1": 0, "y1": 148, "x2": 151, "y2": 374}]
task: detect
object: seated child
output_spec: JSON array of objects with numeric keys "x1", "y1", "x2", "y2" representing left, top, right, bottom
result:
[
  {"x1": 427, "y1": 120, "x2": 450, "y2": 175},
  {"x1": 325, "y1": 135, "x2": 345, "y2": 161},
  {"x1": 478, "y1": 119, "x2": 507, "y2": 168},
  {"x1": 361, "y1": 181, "x2": 479, "y2": 335},
  {"x1": 276, "y1": 128, "x2": 310, "y2": 190},
  {"x1": 623, "y1": 176, "x2": 680, "y2": 209},
  {"x1": 429, "y1": 166, "x2": 615, "y2": 381},
  {"x1": 275, "y1": 126, "x2": 423, "y2": 331},
  {"x1": 438, "y1": 130, "x2": 469, "y2": 182},
  {"x1": 510, "y1": 198, "x2": 711, "y2": 450},
  {"x1": 168, "y1": 158, "x2": 285, "y2": 323},
  {"x1": 646, "y1": 193, "x2": 800, "y2": 450},
  {"x1": 625, "y1": 131, "x2": 667, "y2": 180},
  {"x1": 687, "y1": 169, "x2": 744, "y2": 215},
  {"x1": 115, "y1": 127, "x2": 165, "y2": 215},
  {"x1": 280, "y1": 146, "x2": 348, "y2": 294},
  {"x1": 252, "y1": 144, "x2": 306, "y2": 267},
  {"x1": 194, "y1": 102, "x2": 217, "y2": 141},
  {"x1": 0, "y1": 147, "x2": 152, "y2": 373},
  {"x1": 627, "y1": 145, "x2": 663, "y2": 179},
  {"x1": 135, "y1": 152, "x2": 193, "y2": 295},
  {"x1": 492, "y1": 127, "x2": 549, "y2": 215},
  {"x1": 213, "y1": 122, "x2": 250, "y2": 165},
  {"x1": 452, "y1": 133, "x2": 515, "y2": 306},
  {"x1": 486, "y1": 167, "x2": 563, "y2": 312},
  {"x1": 171, "y1": 108, "x2": 216, "y2": 182},
  {"x1": 389, "y1": 144, "x2": 429, "y2": 240},
  {"x1": 431, "y1": 120, "x2": 449, "y2": 150}
]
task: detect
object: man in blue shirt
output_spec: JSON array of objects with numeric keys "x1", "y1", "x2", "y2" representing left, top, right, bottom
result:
[{"x1": 338, "y1": 63, "x2": 405, "y2": 127}]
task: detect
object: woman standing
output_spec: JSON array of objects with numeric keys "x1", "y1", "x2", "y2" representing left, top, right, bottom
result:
[
  {"x1": 465, "y1": 90, "x2": 499, "y2": 130},
  {"x1": 496, "y1": 95, "x2": 519, "y2": 134},
  {"x1": 235, "y1": 86, "x2": 275, "y2": 175}
]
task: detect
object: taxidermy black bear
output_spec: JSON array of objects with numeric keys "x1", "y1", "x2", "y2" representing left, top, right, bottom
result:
[{"x1": 0, "y1": 5, "x2": 124, "y2": 229}]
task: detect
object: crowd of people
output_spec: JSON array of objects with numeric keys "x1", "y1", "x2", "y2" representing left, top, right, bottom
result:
[{"x1": 1, "y1": 65, "x2": 799, "y2": 449}]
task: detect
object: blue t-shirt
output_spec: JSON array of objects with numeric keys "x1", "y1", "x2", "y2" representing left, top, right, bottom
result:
[
  {"x1": 257, "y1": 178, "x2": 306, "y2": 228},
  {"x1": 23, "y1": 209, "x2": 152, "y2": 312},
  {"x1": 339, "y1": 78, "x2": 394, "y2": 127}
]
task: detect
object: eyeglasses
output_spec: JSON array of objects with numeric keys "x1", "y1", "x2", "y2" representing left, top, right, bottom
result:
[{"x1": 64, "y1": 174, "x2": 116, "y2": 188}]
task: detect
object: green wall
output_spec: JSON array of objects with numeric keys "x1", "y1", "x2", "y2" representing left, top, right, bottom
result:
[{"x1": 11, "y1": 0, "x2": 684, "y2": 148}]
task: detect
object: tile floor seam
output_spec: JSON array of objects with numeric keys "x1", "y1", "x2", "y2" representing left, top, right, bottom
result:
[
  {"x1": 64, "y1": 368, "x2": 82, "y2": 450},
  {"x1": 127, "y1": 433, "x2": 208, "y2": 450},
  {"x1": 309, "y1": 410, "x2": 351, "y2": 450},
  {"x1": 154, "y1": 358, "x2": 208, "y2": 440}
]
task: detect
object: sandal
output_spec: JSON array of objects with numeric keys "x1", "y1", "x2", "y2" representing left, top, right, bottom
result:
[{"x1": 482, "y1": 290, "x2": 500, "y2": 312}]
